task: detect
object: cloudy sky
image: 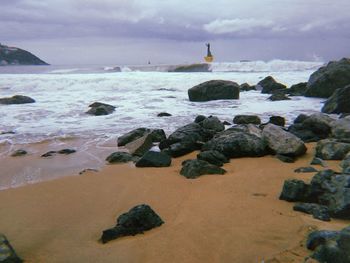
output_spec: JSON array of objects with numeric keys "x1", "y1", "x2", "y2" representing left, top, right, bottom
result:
[{"x1": 1, "y1": 0, "x2": 350, "y2": 65}]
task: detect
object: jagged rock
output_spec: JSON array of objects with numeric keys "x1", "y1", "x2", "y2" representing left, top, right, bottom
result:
[
  {"x1": 257, "y1": 76, "x2": 287, "y2": 94},
  {"x1": 315, "y1": 139, "x2": 350, "y2": 160},
  {"x1": 118, "y1": 128, "x2": 151, "y2": 146},
  {"x1": 287, "y1": 82, "x2": 307, "y2": 96},
  {"x1": 233, "y1": 115, "x2": 261, "y2": 125},
  {"x1": 188, "y1": 80, "x2": 240, "y2": 102},
  {"x1": 180, "y1": 159, "x2": 226, "y2": 179},
  {"x1": 293, "y1": 203, "x2": 330, "y2": 221},
  {"x1": 276, "y1": 154, "x2": 296, "y2": 163},
  {"x1": 279, "y1": 179, "x2": 310, "y2": 202},
  {"x1": 169, "y1": 63, "x2": 210, "y2": 72},
  {"x1": 86, "y1": 102, "x2": 116, "y2": 116},
  {"x1": 240, "y1": 83, "x2": 256, "y2": 91},
  {"x1": 101, "y1": 204, "x2": 164, "y2": 243},
  {"x1": 157, "y1": 112, "x2": 172, "y2": 117},
  {"x1": 305, "y1": 58, "x2": 350, "y2": 98},
  {"x1": 294, "y1": 167, "x2": 318, "y2": 173},
  {"x1": 322, "y1": 85, "x2": 350, "y2": 114},
  {"x1": 125, "y1": 133, "x2": 153, "y2": 156},
  {"x1": 0, "y1": 43, "x2": 48, "y2": 65},
  {"x1": 0, "y1": 95, "x2": 35, "y2": 104},
  {"x1": 11, "y1": 149, "x2": 27, "y2": 157},
  {"x1": 197, "y1": 150, "x2": 229, "y2": 166},
  {"x1": 268, "y1": 92, "x2": 291, "y2": 101},
  {"x1": 310, "y1": 157, "x2": 327, "y2": 167},
  {"x1": 263, "y1": 124, "x2": 306, "y2": 157},
  {"x1": 106, "y1": 152, "x2": 133, "y2": 163},
  {"x1": 268, "y1": 116, "x2": 285, "y2": 127},
  {"x1": 332, "y1": 117, "x2": 350, "y2": 143},
  {"x1": 135, "y1": 151, "x2": 171, "y2": 167}
]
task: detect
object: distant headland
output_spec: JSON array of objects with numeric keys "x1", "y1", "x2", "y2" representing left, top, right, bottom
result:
[{"x1": 0, "y1": 43, "x2": 49, "y2": 66}]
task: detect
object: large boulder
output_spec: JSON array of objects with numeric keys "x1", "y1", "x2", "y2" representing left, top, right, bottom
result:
[
  {"x1": 332, "y1": 117, "x2": 350, "y2": 143},
  {"x1": 322, "y1": 85, "x2": 350, "y2": 114},
  {"x1": 180, "y1": 159, "x2": 226, "y2": 179},
  {"x1": 233, "y1": 115, "x2": 261, "y2": 125},
  {"x1": 305, "y1": 58, "x2": 350, "y2": 98},
  {"x1": 262, "y1": 124, "x2": 307, "y2": 157},
  {"x1": 135, "y1": 151, "x2": 171, "y2": 167},
  {"x1": 0, "y1": 95, "x2": 35, "y2": 104},
  {"x1": 257, "y1": 76, "x2": 286, "y2": 94},
  {"x1": 86, "y1": 102, "x2": 116, "y2": 116},
  {"x1": 286, "y1": 82, "x2": 307, "y2": 96},
  {"x1": 0, "y1": 234, "x2": 22, "y2": 263},
  {"x1": 315, "y1": 139, "x2": 350, "y2": 160},
  {"x1": 101, "y1": 204, "x2": 164, "y2": 243},
  {"x1": 188, "y1": 80, "x2": 240, "y2": 102}
]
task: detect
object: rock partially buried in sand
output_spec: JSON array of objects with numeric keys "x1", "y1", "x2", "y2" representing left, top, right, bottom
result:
[
  {"x1": 106, "y1": 152, "x2": 133, "y2": 164},
  {"x1": 10, "y1": 149, "x2": 27, "y2": 157},
  {"x1": 135, "y1": 151, "x2": 171, "y2": 167},
  {"x1": 0, "y1": 95, "x2": 35, "y2": 105},
  {"x1": 86, "y1": 102, "x2": 116, "y2": 116},
  {"x1": 197, "y1": 150, "x2": 229, "y2": 167},
  {"x1": 279, "y1": 179, "x2": 310, "y2": 202},
  {"x1": 294, "y1": 167, "x2": 318, "y2": 173},
  {"x1": 0, "y1": 234, "x2": 22, "y2": 263},
  {"x1": 101, "y1": 204, "x2": 164, "y2": 244},
  {"x1": 293, "y1": 203, "x2": 330, "y2": 221},
  {"x1": 315, "y1": 139, "x2": 350, "y2": 160},
  {"x1": 180, "y1": 159, "x2": 226, "y2": 179},
  {"x1": 41, "y1": 149, "x2": 76, "y2": 157}
]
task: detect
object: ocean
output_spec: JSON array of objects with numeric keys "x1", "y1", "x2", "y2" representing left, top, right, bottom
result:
[{"x1": 0, "y1": 59, "x2": 325, "y2": 188}]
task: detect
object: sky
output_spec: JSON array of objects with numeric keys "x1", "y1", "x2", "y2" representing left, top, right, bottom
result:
[{"x1": 1, "y1": 0, "x2": 350, "y2": 65}]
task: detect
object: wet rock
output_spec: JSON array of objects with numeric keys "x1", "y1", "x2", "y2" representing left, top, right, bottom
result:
[
  {"x1": 0, "y1": 234, "x2": 22, "y2": 263},
  {"x1": 199, "y1": 116, "x2": 225, "y2": 133},
  {"x1": 257, "y1": 76, "x2": 287, "y2": 94},
  {"x1": 268, "y1": 92, "x2": 291, "y2": 101},
  {"x1": 118, "y1": 128, "x2": 151, "y2": 146},
  {"x1": 101, "y1": 204, "x2": 164, "y2": 243},
  {"x1": 233, "y1": 115, "x2": 261, "y2": 125},
  {"x1": 332, "y1": 117, "x2": 350, "y2": 143},
  {"x1": 222, "y1": 121, "x2": 232, "y2": 126},
  {"x1": 149, "y1": 129, "x2": 167, "y2": 143},
  {"x1": 41, "y1": 151, "x2": 57, "y2": 157},
  {"x1": 58, "y1": 149, "x2": 76, "y2": 154},
  {"x1": 263, "y1": 124, "x2": 307, "y2": 157},
  {"x1": 106, "y1": 152, "x2": 133, "y2": 164},
  {"x1": 194, "y1": 115, "x2": 206, "y2": 123},
  {"x1": 86, "y1": 102, "x2": 116, "y2": 116},
  {"x1": 305, "y1": 58, "x2": 350, "y2": 98},
  {"x1": 197, "y1": 150, "x2": 229, "y2": 167},
  {"x1": 240, "y1": 83, "x2": 256, "y2": 91},
  {"x1": 315, "y1": 139, "x2": 350, "y2": 160},
  {"x1": 310, "y1": 157, "x2": 328, "y2": 167},
  {"x1": 340, "y1": 153, "x2": 350, "y2": 173},
  {"x1": 164, "y1": 141, "x2": 200, "y2": 158},
  {"x1": 294, "y1": 167, "x2": 318, "y2": 173},
  {"x1": 169, "y1": 63, "x2": 210, "y2": 72},
  {"x1": 293, "y1": 203, "x2": 330, "y2": 221},
  {"x1": 0, "y1": 95, "x2": 35, "y2": 104},
  {"x1": 276, "y1": 154, "x2": 296, "y2": 163},
  {"x1": 279, "y1": 179, "x2": 310, "y2": 202},
  {"x1": 135, "y1": 151, "x2": 171, "y2": 167},
  {"x1": 268, "y1": 116, "x2": 285, "y2": 127},
  {"x1": 287, "y1": 82, "x2": 307, "y2": 96},
  {"x1": 188, "y1": 80, "x2": 240, "y2": 102},
  {"x1": 125, "y1": 133, "x2": 153, "y2": 157},
  {"x1": 322, "y1": 85, "x2": 350, "y2": 114},
  {"x1": 10, "y1": 149, "x2": 27, "y2": 157},
  {"x1": 180, "y1": 159, "x2": 226, "y2": 179},
  {"x1": 157, "y1": 112, "x2": 172, "y2": 117}
]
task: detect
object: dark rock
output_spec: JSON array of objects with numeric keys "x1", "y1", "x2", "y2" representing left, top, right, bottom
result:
[
  {"x1": 262, "y1": 124, "x2": 307, "y2": 157},
  {"x1": 199, "y1": 116, "x2": 225, "y2": 134},
  {"x1": 222, "y1": 121, "x2": 231, "y2": 126},
  {"x1": 307, "y1": 230, "x2": 339, "y2": 250},
  {"x1": 0, "y1": 43, "x2": 48, "y2": 65},
  {"x1": 41, "y1": 151, "x2": 57, "y2": 157},
  {"x1": 125, "y1": 133, "x2": 153, "y2": 157},
  {"x1": 332, "y1": 117, "x2": 350, "y2": 143},
  {"x1": 118, "y1": 128, "x2": 151, "y2": 146},
  {"x1": 86, "y1": 102, "x2": 116, "y2": 116},
  {"x1": 106, "y1": 152, "x2": 133, "y2": 163},
  {"x1": 276, "y1": 154, "x2": 296, "y2": 163},
  {"x1": 240, "y1": 83, "x2": 256, "y2": 91},
  {"x1": 169, "y1": 63, "x2": 210, "y2": 72},
  {"x1": 279, "y1": 179, "x2": 310, "y2": 202},
  {"x1": 294, "y1": 114, "x2": 309, "y2": 124},
  {"x1": 294, "y1": 167, "x2": 318, "y2": 173},
  {"x1": 101, "y1": 204, "x2": 164, "y2": 243},
  {"x1": 268, "y1": 92, "x2": 291, "y2": 101},
  {"x1": 0, "y1": 95, "x2": 35, "y2": 104},
  {"x1": 180, "y1": 159, "x2": 226, "y2": 179},
  {"x1": 268, "y1": 116, "x2": 285, "y2": 127},
  {"x1": 293, "y1": 203, "x2": 330, "y2": 221},
  {"x1": 0, "y1": 234, "x2": 22, "y2": 263},
  {"x1": 194, "y1": 115, "x2": 206, "y2": 123},
  {"x1": 188, "y1": 80, "x2": 240, "y2": 102},
  {"x1": 167, "y1": 123, "x2": 204, "y2": 144},
  {"x1": 135, "y1": 151, "x2": 171, "y2": 167},
  {"x1": 164, "y1": 141, "x2": 199, "y2": 158},
  {"x1": 233, "y1": 115, "x2": 261, "y2": 125},
  {"x1": 197, "y1": 150, "x2": 229, "y2": 166},
  {"x1": 257, "y1": 76, "x2": 287, "y2": 94},
  {"x1": 310, "y1": 157, "x2": 328, "y2": 167},
  {"x1": 305, "y1": 58, "x2": 350, "y2": 98},
  {"x1": 286, "y1": 82, "x2": 307, "y2": 96},
  {"x1": 149, "y1": 129, "x2": 166, "y2": 143},
  {"x1": 58, "y1": 149, "x2": 76, "y2": 155},
  {"x1": 11, "y1": 149, "x2": 27, "y2": 157},
  {"x1": 340, "y1": 153, "x2": 350, "y2": 173},
  {"x1": 315, "y1": 139, "x2": 350, "y2": 160},
  {"x1": 322, "y1": 85, "x2": 350, "y2": 114},
  {"x1": 157, "y1": 112, "x2": 172, "y2": 117}
]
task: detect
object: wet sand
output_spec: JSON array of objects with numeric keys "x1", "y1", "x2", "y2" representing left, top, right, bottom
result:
[{"x1": 0, "y1": 143, "x2": 348, "y2": 263}]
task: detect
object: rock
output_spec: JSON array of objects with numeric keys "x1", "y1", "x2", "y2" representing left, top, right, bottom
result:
[
  {"x1": 315, "y1": 139, "x2": 350, "y2": 160},
  {"x1": 163, "y1": 141, "x2": 200, "y2": 158},
  {"x1": 222, "y1": 121, "x2": 232, "y2": 126},
  {"x1": 332, "y1": 117, "x2": 350, "y2": 143},
  {"x1": 257, "y1": 76, "x2": 287, "y2": 94},
  {"x1": 86, "y1": 102, "x2": 116, "y2": 116},
  {"x1": 268, "y1": 116, "x2": 285, "y2": 127},
  {"x1": 293, "y1": 203, "x2": 330, "y2": 221},
  {"x1": 157, "y1": 112, "x2": 172, "y2": 117},
  {"x1": 233, "y1": 115, "x2": 261, "y2": 125},
  {"x1": 118, "y1": 128, "x2": 151, "y2": 146},
  {"x1": 279, "y1": 179, "x2": 310, "y2": 202},
  {"x1": 294, "y1": 167, "x2": 318, "y2": 173},
  {"x1": 188, "y1": 80, "x2": 240, "y2": 102},
  {"x1": 307, "y1": 230, "x2": 339, "y2": 250},
  {"x1": 125, "y1": 133, "x2": 153, "y2": 156},
  {"x1": 268, "y1": 92, "x2": 291, "y2": 101},
  {"x1": 0, "y1": 234, "x2": 22, "y2": 263},
  {"x1": 167, "y1": 123, "x2": 205, "y2": 144},
  {"x1": 263, "y1": 124, "x2": 307, "y2": 157},
  {"x1": 41, "y1": 151, "x2": 57, "y2": 157},
  {"x1": 197, "y1": 150, "x2": 229, "y2": 166},
  {"x1": 0, "y1": 95, "x2": 35, "y2": 104},
  {"x1": 240, "y1": 83, "x2": 256, "y2": 91},
  {"x1": 310, "y1": 157, "x2": 327, "y2": 167},
  {"x1": 340, "y1": 153, "x2": 350, "y2": 173},
  {"x1": 58, "y1": 149, "x2": 76, "y2": 154},
  {"x1": 10, "y1": 149, "x2": 27, "y2": 157},
  {"x1": 305, "y1": 58, "x2": 350, "y2": 98},
  {"x1": 0, "y1": 43, "x2": 48, "y2": 65},
  {"x1": 169, "y1": 63, "x2": 210, "y2": 72},
  {"x1": 180, "y1": 159, "x2": 226, "y2": 179},
  {"x1": 199, "y1": 116, "x2": 225, "y2": 135},
  {"x1": 106, "y1": 152, "x2": 133, "y2": 163},
  {"x1": 287, "y1": 82, "x2": 307, "y2": 96},
  {"x1": 294, "y1": 114, "x2": 309, "y2": 124},
  {"x1": 194, "y1": 115, "x2": 206, "y2": 123},
  {"x1": 322, "y1": 85, "x2": 350, "y2": 114},
  {"x1": 101, "y1": 204, "x2": 164, "y2": 243},
  {"x1": 135, "y1": 151, "x2": 171, "y2": 167},
  {"x1": 150, "y1": 129, "x2": 167, "y2": 143},
  {"x1": 276, "y1": 154, "x2": 296, "y2": 163}
]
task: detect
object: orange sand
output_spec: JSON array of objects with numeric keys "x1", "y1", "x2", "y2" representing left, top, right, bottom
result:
[{"x1": 0, "y1": 143, "x2": 348, "y2": 263}]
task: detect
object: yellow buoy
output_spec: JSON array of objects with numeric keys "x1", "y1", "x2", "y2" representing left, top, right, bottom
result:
[
  {"x1": 204, "y1": 43, "x2": 214, "y2": 62},
  {"x1": 204, "y1": 56, "x2": 214, "y2": 63}
]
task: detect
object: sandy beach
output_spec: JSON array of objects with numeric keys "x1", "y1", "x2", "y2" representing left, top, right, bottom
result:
[{"x1": 0, "y1": 142, "x2": 348, "y2": 263}]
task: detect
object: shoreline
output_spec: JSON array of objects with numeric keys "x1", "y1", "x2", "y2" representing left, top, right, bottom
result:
[{"x1": 0, "y1": 143, "x2": 348, "y2": 262}]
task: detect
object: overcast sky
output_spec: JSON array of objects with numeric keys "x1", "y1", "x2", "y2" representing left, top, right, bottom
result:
[{"x1": 1, "y1": 0, "x2": 350, "y2": 65}]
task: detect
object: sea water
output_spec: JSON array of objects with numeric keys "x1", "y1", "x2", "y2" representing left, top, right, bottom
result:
[{"x1": 0, "y1": 60, "x2": 325, "y2": 188}]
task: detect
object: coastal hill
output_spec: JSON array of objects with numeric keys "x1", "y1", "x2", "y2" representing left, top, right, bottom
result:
[{"x1": 0, "y1": 43, "x2": 48, "y2": 66}]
